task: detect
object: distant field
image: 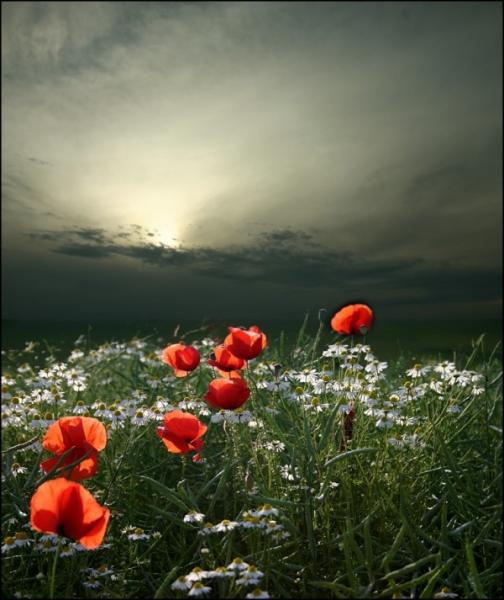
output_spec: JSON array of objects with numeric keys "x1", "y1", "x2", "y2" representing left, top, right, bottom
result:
[{"x1": 2, "y1": 317, "x2": 502, "y2": 361}]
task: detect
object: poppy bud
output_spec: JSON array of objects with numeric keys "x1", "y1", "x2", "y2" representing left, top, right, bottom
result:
[{"x1": 318, "y1": 308, "x2": 328, "y2": 323}]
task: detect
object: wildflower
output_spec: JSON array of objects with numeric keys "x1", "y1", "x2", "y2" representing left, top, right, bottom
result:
[
  {"x1": 13, "y1": 532, "x2": 32, "y2": 548},
  {"x1": 73, "y1": 401, "x2": 88, "y2": 415},
  {"x1": 204, "y1": 378, "x2": 250, "y2": 410},
  {"x1": 208, "y1": 345, "x2": 245, "y2": 377},
  {"x1": 83, "y1": 579, "x2": 101, "y2": 589},
  {"x1": 127, "y1": 527, "x2": 150, "y2": 541},
  {"x1": 207, "y1": 566, "x2": 235, "y2": 578},
  {"x1": 237, "y1": 565, "x2": 264, "y2": 583},
  {"x1": 188, "y1": 582, "x2": 212, "y2": 597},
  {"x1": 434, "y1": 588, "x2": 459, "y2": 599},
  {"x1": 30, "y1": 478, "x2": 110, "y2": 549},
  {"x1": 264, "y1": 440, "x2": 285, "y2": 453},
  {"x1": 264, "y1": 520, "x2": 283, "y2": 534},
  {"x1": 131, "y1": 409, "x2": 152, "y2": 426},
  {"x1": 406, "y1": 364, "x2": 431, "y2": 378},
  {"x1": 225, "y1": 410, "x2": 253, "y2": 424},
  {"x1": 186, "y1": 567, "x2": 211, "y2": 582},
  {"x1": 331, "y1": 303, "x2": 373, "y2": 335},
  {"x1": 246, "y1": 589, "x2": 270, "y2": 599},
  {"x1": 40, "y1": 416, "x2": 107, "y2": 480},
  {"x1": 198, "y1": 522, "x2": 215, "y2": 536},
  {"x1": 280, "y1": 464, "x2": 298, "y2": 481},
  {"x1": 11, "y1": 462, "x2": 28, "y2": 477},
  {"x1": 172, "y1": 576, "x2": 192, "y2": 590},
  {"x1": 2, "y1": 536, "x2": 16, "y2": 554},
  {"x1": 240, "y1": 516, "x2": 265, "y2": 529},
  {"x1": 161, "y1": 343, "x2": 200, "y2": 377},
  {"x1": 157, "y1": 410, "x2": 207, "y2": 457},
  {"x1": 213, "y1": 519, "x2": 238, "y2": 533},
  {"x1": 184, "y1": 511, "x2": 205, "y2": 524},
  {"x1": 224, "y1": 326, "x2": 268, "y2": 360},
  {"x1": 227, "y1": 557, "x2": 249, "y2": 571},
  {"x1": 249, "y1": 504, "x2": 279, "y2": 518},
  {"x1": 95, "y1": 564, "x2": 114, "y2": 577},
  {"x1": 59, "y1": 543, "x2": 76, "y2": 557}
]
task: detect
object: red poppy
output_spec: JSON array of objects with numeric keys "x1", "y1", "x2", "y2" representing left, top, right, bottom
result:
[
  {"x1": 223, "y1": 325, "x2": 267, "y2": 360},
  {"x1": 40, "y1": 416, "x2": 107, "y2": 481},
  {"x1": 208, "y1": 345, "x2": 245, "y2": 378},
  {"x1": 161, "y1": 343, "x2": 200, "y2": 377},
  {"x1": 30, "y1": 478, "x2": 110, "y2": 549},
  {"x1": 330, "y1": 304, "x2": 373, "y2": 335},
  {"x1": 157, "y1": 410, "x2": 207, "y2": 455},
  {"x1": 204, "y1": 378, "x2": 251, "y2": 410}
]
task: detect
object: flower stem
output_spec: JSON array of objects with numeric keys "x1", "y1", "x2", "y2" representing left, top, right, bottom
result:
[{"x1": 49, "y1": 538, "x2": 62, "y2": 599}]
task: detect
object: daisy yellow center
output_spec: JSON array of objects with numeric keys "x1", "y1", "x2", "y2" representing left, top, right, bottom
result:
[
  {"x1": 15, "y1": 532, "x2": 28, "y2": 540},
  {"x1": 134, "y1": 528, "x2": 144, "y2": 535},
  {"x1": 4, "y1": 536, "x2": 15, "y2": 545}
]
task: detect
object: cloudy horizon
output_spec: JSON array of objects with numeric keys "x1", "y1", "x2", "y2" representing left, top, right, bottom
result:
[{"x1": 2, "y1": 1, "x2": 502, "y2": 323}]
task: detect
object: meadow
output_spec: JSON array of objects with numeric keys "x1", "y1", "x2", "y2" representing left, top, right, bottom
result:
[{"x1": 1, "y1": 315, "x2": 502, "y2": 599}]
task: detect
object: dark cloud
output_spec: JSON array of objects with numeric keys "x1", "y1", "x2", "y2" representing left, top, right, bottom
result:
[
  {"x1": 54, "y1": 244, "x2": 114, "y2": 259},
  {"x1": 22, "y1": 226, "x2": 501, "y2": 314}
]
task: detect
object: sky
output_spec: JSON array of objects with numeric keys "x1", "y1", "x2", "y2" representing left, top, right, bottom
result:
[{"x1": 2, "y1": 1, "x2": 502, "y2": 323}]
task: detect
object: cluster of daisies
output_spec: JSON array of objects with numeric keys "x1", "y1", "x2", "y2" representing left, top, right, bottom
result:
[{"x1": 171, "y1": 558, "x2": 269, "y2": 598}]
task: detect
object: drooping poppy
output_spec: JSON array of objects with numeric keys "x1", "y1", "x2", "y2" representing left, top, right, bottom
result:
[
  {"x1": 161, "y1": 343, "x2": 200, "y2": 377},
  {"x1": 330, "y1": 304, "x2": 373, "y2": 335},
  {"x1": 40, "y1": 416, "x2": 107, "y2": 481},
  {"x1": 204, "y1": 378, "x2": 251, "y2": 410},
  {"x1": 157, "y1": 410, "x2": 207, "y2": 456},
  {"x1": 208, "y1": 345, "x2": 245, "y2": 378},
  {"x1": 223, "y1": 326, "x2": 267, "y2": 360},
  {"x1": 30, "y1": 477, "x2": 110, "y2": 549}
]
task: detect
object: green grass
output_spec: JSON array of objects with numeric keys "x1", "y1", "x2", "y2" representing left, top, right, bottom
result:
[{"x1": 1, "y1": 321, "x2": 502, "y2": 599}]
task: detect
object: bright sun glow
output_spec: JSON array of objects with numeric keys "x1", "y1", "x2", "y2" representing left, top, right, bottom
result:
[{"x1": 154, "y1": 227, "x2": 181, "y2": 248}]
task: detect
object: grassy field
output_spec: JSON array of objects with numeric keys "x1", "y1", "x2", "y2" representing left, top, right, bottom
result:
[{"x1": 1, "y1": 318, "x2": 502, "y2": 599}]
